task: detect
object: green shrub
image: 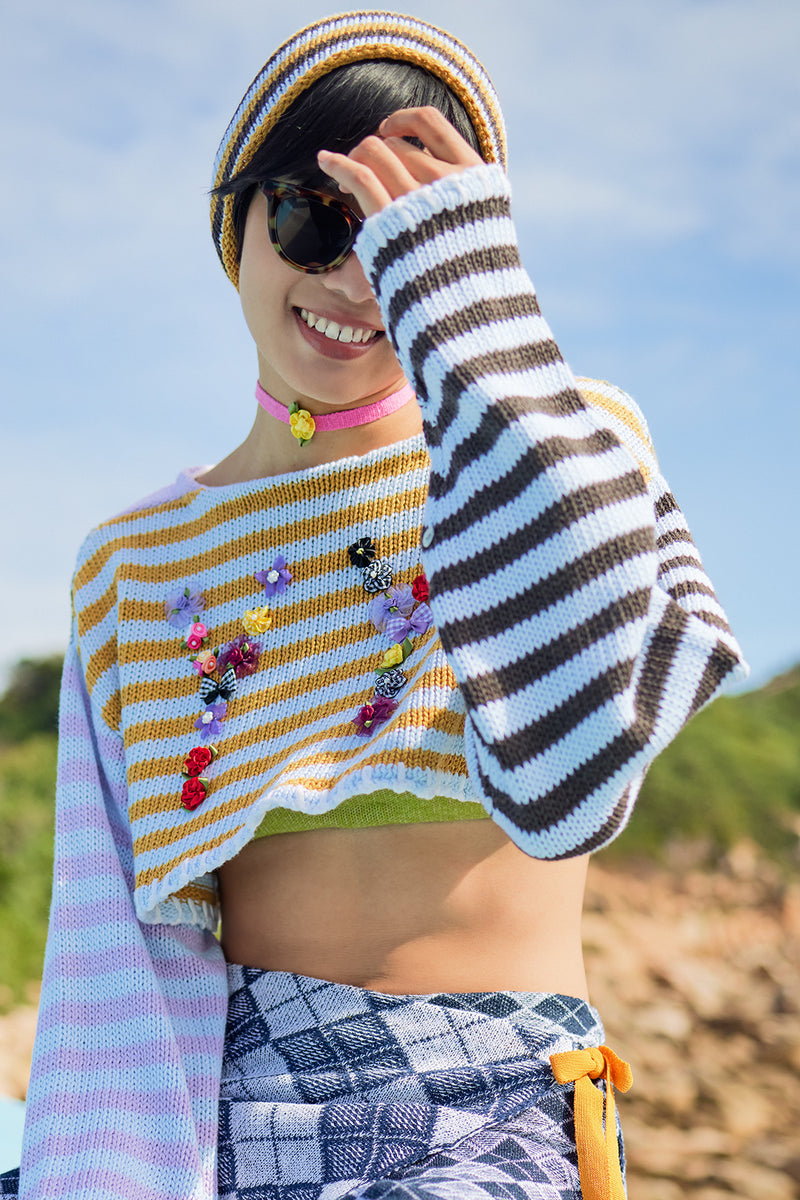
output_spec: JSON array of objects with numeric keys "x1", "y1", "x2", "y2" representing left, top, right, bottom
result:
[
  {"x1": 0, "y1": 656, "x2": 63, "y2": 744},
  {"x1": 0, "y1": 735, "x2": 57, "y2": 1008},
  {"x1": 602, "y1": 666, "x2": 800, "y2": 864}
]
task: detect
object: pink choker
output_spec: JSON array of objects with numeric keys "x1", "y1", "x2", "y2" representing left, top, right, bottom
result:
[{"x1": 255, "y1": 380, "x2": 415, "y2": 448}]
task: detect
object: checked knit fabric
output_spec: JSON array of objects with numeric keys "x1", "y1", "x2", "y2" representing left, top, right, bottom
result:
[{"x1": 218, "y1": 966, "x2": 614, "y2": 1200}]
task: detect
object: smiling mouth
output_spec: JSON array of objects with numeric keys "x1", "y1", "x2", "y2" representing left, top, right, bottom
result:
[{"x1": 297, "y1": 307, "x2": 384, "y2": 345}]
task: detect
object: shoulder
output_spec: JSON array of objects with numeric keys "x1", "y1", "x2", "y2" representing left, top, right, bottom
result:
[
  {"x1": 72, "y1": 470, "x2": 208, "y2": 646},
  {"x1": 73, "y1": 469, "x2": 207, "y2": 588},
  {"x1": 575, "y1": 376, "x2": 659, "y2": 485}
]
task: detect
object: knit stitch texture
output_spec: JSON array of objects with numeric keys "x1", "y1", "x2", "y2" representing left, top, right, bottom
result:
[
  {"x1": 17, "y1": 164, "x2": 746, "y2": 1199},
  {"x1": 210, "y1": 10, "x2": 507, "y2": 286}
]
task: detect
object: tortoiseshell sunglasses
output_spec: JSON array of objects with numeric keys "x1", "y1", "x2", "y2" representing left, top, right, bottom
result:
[{"x1": 259, "y1": 180, "x2": 363, "y2": 273}]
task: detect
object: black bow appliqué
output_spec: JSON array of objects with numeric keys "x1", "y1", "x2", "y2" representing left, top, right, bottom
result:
[{"x1": 199, "y1": 666, "x2": 238, "y2": 705}]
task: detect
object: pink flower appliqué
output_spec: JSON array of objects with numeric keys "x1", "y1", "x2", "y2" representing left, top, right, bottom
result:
[
  {"x1": 352, "y1": 695, "x2": 398, "y2": 737},
  {"x1": 186, "y1": 621, "x2": 208, "y2": 652},
  {"x1": 192, "y1": 649, "x2": 217, "y2": 676}
]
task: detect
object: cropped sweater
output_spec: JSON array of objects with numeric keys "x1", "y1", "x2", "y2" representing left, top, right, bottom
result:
[{"x1": 19, "y1": 164, "x2": 747, "y2": 1199}]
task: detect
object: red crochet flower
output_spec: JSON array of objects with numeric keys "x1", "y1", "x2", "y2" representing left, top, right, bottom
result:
[
  {"x1": 180, "y1": 777, "x2": 208, "y2": 810},
  {"x1": 411, "y1": 573, "x2": 429, "y2": 603},
  {"x1": 183, "y1": 746, "x2": 214, "y2": 777},
  {"x1": 352, "y1": 695, "x2": 398, "y2": 737}
]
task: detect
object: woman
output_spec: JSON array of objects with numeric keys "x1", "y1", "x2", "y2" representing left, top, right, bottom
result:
[{"x1": 6, "y1": 12, "x2": 747, "y2": 1200}]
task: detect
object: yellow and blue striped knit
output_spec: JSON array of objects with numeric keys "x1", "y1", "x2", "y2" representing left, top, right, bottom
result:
[{"x1": 72, "y1": 435, "x2": 488, "y2": 929}]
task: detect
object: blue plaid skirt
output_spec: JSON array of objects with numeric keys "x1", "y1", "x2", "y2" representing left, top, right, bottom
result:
[{"x1": 219, "y1": 965, "x2": 625, "y2": 1199}]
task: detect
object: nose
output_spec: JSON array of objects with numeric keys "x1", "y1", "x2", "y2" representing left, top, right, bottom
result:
[{"x1": 319, "y1": 250, "x2": 376, "y2": 306}]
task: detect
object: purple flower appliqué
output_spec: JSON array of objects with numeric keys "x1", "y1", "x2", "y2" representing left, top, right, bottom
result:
[
  {"x1": 165, "y1": 585, "x2": 205, "y2": 629},
  {"x1": 385, "y1": 602, "x2": 434, "y2": 644},
  {"x1": 217, "y1": 634, "x2": 261, "y2": 678},
  {"x1": 255, "y1": 555, "x2": 293, "y2": 598},
  {"x1": 194, "y1": 701, "x2": 227, "y2": 741},
  {"x1": 368, "y1": 584, "x2": 416, "y2": 633},
  {"x1": 352, "y1": 695, "x2": 397, "y2": 736}
]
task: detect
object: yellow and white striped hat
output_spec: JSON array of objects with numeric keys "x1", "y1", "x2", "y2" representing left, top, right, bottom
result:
[{"x1": 210, "y1": 11, "x2": 506, "y2": 286}]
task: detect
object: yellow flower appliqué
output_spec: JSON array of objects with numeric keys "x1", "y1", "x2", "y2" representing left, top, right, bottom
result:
[
  {"x1": 378, "y1": 644, "x2": 405, "y2": 671},
  {"x1": 289, "y1": 404, "x2": 316, "y2": 447},
  {"x1": 242, "y1": 607, "x2": 273, "y2": 635}
]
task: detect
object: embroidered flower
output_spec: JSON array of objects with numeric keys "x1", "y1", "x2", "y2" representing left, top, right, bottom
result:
[
  {"x1": 347, "y1": 537, "x2": 377, "y2": 568},
  {"x1": 186, "y1": 621, "x2": 209, "y2": 651},
  {"x1": 194, "y1": 702, "x2": 227, "y2": 741},
  {"x1": 361, "y1": 559, "x2": 394, "y2": 593},
  {"x1": 352, "y1": 695, "x2": 397, "y2": 736},
  {"x1": 411, "y1": 574, "x2": 429, "y2": 604},
  {"x1": 242, "y1": 607, "x2": 273, "y2": 635},
  {"x1": 385, "y1": 602, "x2": 434, "y2": 644},
  {"x1": 217, "y1": 635, "x2": 261, "y2": 678},
  {"x1": 165, "y1": 585, "x2": 205, "y2": 629},
  {"x1": 192, "y1": 649, "x2": 217, "y2": 676},
  {"x1": 378, "y1": 643, "x2": 405, "y2": 671},
  {"x1": 289, "y1": 404, "x2": 316, "y2": 446},
  {"x1": 255, "y1": 554, "x2": 292, "y2": 598},
  {"x1": 180, "y1": 777, "x2": 208, "y2": 810},
  {"x1": 182, "y1": 745, "x2": 217, "y2": 777},
  {"x1": 374, "y1": 668, "x2": 406, "y2": 698},
  {"x1": 368, "y1": 584, "x2": 416, "y2": 632}
]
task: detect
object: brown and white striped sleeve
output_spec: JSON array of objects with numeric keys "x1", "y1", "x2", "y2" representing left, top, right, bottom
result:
[{"x1": 356, "y1": 163, "x2": 748, "y2": 858}]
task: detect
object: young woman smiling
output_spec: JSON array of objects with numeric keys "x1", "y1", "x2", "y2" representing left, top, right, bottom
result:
[{"x1": 7, "y1": 12, "x2": 747, "y2": 1200}]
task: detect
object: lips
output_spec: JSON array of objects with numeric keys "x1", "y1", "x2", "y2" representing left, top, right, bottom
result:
[
  {"x1": 299, "y1": 307, "x2": 381, "y2": 344},
  {"x1": 293, "y1": 307, "x2": 385, "y2": 361}
]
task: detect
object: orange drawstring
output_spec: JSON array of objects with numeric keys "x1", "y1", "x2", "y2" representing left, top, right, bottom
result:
[{"x1": 549, "y1": 1045, "x2": 633, "y2": 1200}]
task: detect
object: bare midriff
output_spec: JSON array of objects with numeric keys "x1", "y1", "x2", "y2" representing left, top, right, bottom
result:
[{"x1": 217, "y1": 820, "x2": 590, "y2": 999}]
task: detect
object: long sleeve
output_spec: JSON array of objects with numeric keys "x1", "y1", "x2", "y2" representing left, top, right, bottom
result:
[
  {"x1": 356, "y1": 163, "x2": 748, "y2": 859},
  {"x1": 19, "y1": 625, "x2": 228, "y2": 1200}
]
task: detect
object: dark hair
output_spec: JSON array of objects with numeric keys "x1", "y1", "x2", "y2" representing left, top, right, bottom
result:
[{"x1": 213, "y1": 59, "x2": 484, "y2": 261}]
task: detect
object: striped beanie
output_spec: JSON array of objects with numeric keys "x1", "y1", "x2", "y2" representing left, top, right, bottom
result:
[{"x1": 210, "y1": 11, "x2": 506, "y2": 287}]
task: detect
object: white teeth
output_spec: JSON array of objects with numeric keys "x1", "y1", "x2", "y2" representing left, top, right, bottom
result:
[{"x1": 299, "y1": 308, "x2": 379, "y2": 344}]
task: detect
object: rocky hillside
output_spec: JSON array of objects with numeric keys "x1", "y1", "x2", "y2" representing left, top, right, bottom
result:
[
  {"x1": 2, "y1": 843, "x2": 798, "y2": 1198},
  {"x1": 586, "y1": 844, "x2": 799, "y2": 1200}
]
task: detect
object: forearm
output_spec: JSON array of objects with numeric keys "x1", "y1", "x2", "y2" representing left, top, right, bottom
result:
[{"x1": 357, "y1": 163, "x2": 748, "y2": 857}]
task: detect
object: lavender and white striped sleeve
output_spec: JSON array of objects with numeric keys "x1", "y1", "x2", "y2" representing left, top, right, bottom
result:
[
  {"x1": 356, "y1": 163, "x2": 748, "y2": 859},
  {"x1": 19, "y1": 626, "x2": 227, "y2": 1200}
]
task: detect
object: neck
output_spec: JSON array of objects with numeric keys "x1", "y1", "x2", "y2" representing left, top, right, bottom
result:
[{"x1": 198, "y1": 380, "x2": 423, "y2": 485}]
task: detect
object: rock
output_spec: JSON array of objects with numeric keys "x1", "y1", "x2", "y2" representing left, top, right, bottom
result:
[{"x1": 711, "y1": 1158, "x2": 797, "y2": 1200}]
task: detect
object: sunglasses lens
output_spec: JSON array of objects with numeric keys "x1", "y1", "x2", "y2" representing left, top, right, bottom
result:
[{"x1": 274, "y1": 194, "x2": 354, "y2": 271}]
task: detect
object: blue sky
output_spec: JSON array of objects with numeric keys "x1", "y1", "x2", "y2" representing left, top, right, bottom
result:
[{"x1": 1, "y1": 0, "x2": 798, "y2": 691}]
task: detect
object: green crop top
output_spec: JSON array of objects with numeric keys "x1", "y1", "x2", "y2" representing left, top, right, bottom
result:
[{"x1": 253, "y1": 791, "x2": 489, "y2": 838}]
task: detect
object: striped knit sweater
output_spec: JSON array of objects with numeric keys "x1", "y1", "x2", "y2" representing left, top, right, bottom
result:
[{"x1": 19, "y1": 162, "x2": 747, "y2": 1199}]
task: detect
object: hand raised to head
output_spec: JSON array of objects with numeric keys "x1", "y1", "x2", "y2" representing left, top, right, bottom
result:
[{"x1": 318, "y1": 106, "x2": 484, "y2": 218}]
